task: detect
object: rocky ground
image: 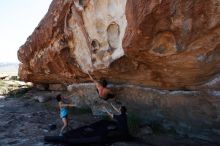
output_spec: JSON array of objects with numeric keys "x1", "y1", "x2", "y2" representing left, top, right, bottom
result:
[
  {"x1": 0, "y1": 89, "x2": 102, "y2": 146},
  {"x1": 1, "y1": 79, "x2": 219, "y2": 146},
  {"x1": 1, "y1": 93, "x2": 217, "y2": 146}
]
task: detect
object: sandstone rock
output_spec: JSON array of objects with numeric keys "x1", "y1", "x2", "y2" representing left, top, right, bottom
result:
[
  {"x1": 26, "y1": 82, "x2": 33, "y2": 87},
  {"x1": 34, "y1": 96, "x2": 51, "y2": 103},
  {"x1": 0, "y1": 95, "x2": 6, "y2": 100},
  {"x1": 3, "y1": 76, "x2": 18, "y2": 81},
  {"x1": 9, "y1": 76, "x2": 18, "y2": 80},
  {"x1": 0, "y1": 87, "x2": 9, "y2": 95},
  {"x1": 70, "y1": 96, "x2": 83, "y2": 107},
  {"x1": 0, "y1": 73, "x2": 8, "y2": 80},
  {"x1": 66, "y1": 83, "x2": 220, "y2": 136},
  {"x1": 34, "y1": 84, "x2": 49, "y2": 91},
  {"x1": 68, "y1": 83, "x2": 120, "y2": 115},
  {"x1": 49, "y1": 84, "x2": 66, "y2": 91},
  {"x1": 15, "y1": 1, "x2": 220, "y2": 143},
  {"x1": 17, "y1": 0, "x2": 220, "y2": 90},
  {"x1": 0, "y1": 79, "x2": 31, "y2": 96},
  {"x1": 136, "y1": 125, "x2": 153, "y2": 138},
  {"x1": 16, "y1": 81, "x2": 33, "y2": 87}
]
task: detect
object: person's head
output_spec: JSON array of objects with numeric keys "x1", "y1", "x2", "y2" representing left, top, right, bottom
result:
[
  {"x1": 100, "y1": 79, "x2": 107, "y2": 87},
  {"x1": 56, "y1": 94, "x2": 62, "y2": 102},
  {"x1": 120, "y1": 106, "x2": 127, "y2": 114}
]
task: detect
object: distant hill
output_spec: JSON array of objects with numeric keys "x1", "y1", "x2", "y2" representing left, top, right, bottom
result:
[{"x1": 0, "y1": 62, "x2": 19, "y2": 75}]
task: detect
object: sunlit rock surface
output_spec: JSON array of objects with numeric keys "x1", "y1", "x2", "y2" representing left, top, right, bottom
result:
[{"x1": 18, "y1": 0, "x2": 220, "y2": 89}]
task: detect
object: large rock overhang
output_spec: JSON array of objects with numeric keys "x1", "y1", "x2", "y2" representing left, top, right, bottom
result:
[{"x1": 18, "y1": 0, "x2": 220, "y2": 90}]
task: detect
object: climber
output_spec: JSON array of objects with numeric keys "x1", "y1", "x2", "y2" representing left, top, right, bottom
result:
[
  {"x1": 103, "y1": 104, "x2": 129, "y2": 137},
  {"x1": 88, "y1": 72, "x2": 115, "y2": 100},
  {"x1": 56, "y1": 94, "x2": 75, "y2": 136}
]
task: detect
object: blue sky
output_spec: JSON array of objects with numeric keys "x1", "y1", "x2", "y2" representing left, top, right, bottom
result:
[{"x1": 0, "y1": 0, "x2": 52, "y2": 63}]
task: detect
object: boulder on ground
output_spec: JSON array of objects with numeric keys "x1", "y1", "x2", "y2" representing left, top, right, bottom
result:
[
  {"x1": 49, "y1": 84, "x2": 66, "y2": 91},
  {"x1": 34, "y1": 96, "x2": 51, "y2": 103}
]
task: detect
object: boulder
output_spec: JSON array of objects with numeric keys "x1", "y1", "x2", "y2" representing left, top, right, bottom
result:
[
  {"x1": 34, "y1": 84, "x2": 49, "y2": 91},
  {"x1": 49, "y1": 84, "x2": 66, "y2": 91},
  {"x1": 68, "y1": 83, "x2": 120, "y2": 115},
  {"x1": 66, "y1": 83, "x2": 220, "y2": 137},
  {"x1": 136, "y1": 125, "x2": 153, "y2": 138},
  {"x1": 17, "y1": 0, "x2": 220, "y2": 90},
  {"x1": 0, "y1": 87, "x2": 9, "y2": 95},
  {"x1": 34, "y1": 96, "x2": 51, "y2": 103},
  {"x1": 0, "y1": 95, "x2": 6, "y2": 100},
  {"x1": 0, "y1": 73, "x2": 8, "y2": 80}
]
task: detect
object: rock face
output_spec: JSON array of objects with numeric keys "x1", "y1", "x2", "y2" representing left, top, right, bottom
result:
[
  {"x1": 18, "y1": 0, "x2": 220, "y2": 89},
  {"x1": 68, "y1": 83, "x2": 220, "y2": 138}
]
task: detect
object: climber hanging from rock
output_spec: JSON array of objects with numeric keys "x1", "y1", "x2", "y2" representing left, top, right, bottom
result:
[{"x1": 88, "y1": 72, "x2": 115, "y2": 100}]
